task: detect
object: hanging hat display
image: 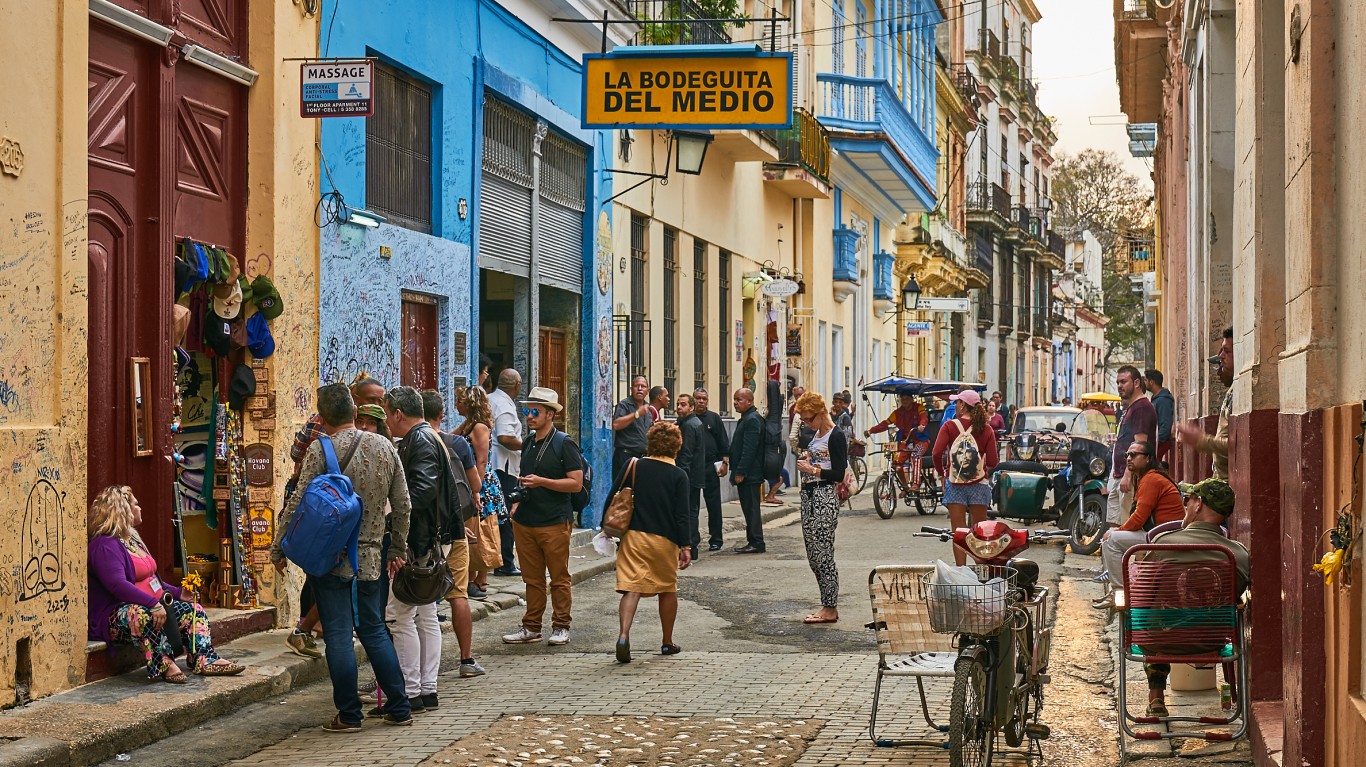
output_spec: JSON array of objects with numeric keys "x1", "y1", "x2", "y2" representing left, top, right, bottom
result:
[
  {"x1": 250, "y1": 274, "x2": 283, "y2": 320},
  {"x1": 212, "y1": 280, "x2": 244, "y2": 320},
  {"x1": 246, "y1": 313, "x2": 275, "y2": 358}
]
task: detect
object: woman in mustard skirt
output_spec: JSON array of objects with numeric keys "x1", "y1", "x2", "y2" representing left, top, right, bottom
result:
[{"x1": 611, "y1": 421, "x2": 693, "y2": 663}]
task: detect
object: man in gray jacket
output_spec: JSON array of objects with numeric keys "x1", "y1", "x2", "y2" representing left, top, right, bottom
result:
[{"x1": 675, "y1": 394, "x2": 709, "y2": 560}]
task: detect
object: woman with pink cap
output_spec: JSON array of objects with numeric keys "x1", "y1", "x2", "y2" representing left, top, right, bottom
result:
[{"x1": 931, "y1": 389, "x2": 999, "y2": 565}]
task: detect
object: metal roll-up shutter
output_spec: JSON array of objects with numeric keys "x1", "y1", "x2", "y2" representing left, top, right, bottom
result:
[
  {"x1": 537, "y1": 132, "x2": 587, "y2": 293},
  {"x1": 479, "y1": 171, "x2": 532, "y2": 278},
  {"x1": 480, "y1": 97, "x2": 534, "y2": 277},
  {"x1": 538, "y1": 199, "x2": 584, "y2": 292}
]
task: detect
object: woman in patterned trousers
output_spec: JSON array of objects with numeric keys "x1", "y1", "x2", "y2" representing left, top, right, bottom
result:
[{"x1": 793, "y1": 392, "x2": 850, "y2": 625}]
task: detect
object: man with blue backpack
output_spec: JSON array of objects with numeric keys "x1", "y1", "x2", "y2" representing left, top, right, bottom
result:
[{"x1": 271, "y1": 383, "x2": 415, "y2": 732}]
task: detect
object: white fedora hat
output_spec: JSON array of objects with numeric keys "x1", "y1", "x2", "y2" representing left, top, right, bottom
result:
[{"x1": 519, "y1": 386, "x2": 563, "y2": 412}]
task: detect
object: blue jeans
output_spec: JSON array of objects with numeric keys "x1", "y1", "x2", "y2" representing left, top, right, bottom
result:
[{"x1": 311, "y1": 572, "x2": 410, "y2": 723}]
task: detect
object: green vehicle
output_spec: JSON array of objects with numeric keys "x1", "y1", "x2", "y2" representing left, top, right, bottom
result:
[{"x1": 991, "y1": 409, "x2": 1113, "y2": 554}]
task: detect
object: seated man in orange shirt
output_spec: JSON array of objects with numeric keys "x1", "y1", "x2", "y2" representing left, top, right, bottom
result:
[
  {"x1": 865, "y1": 393, "x2": 930, "y2": 495},
  {"x1": 1094, "y1": 440, "x2": 1185, "y2": 608}
]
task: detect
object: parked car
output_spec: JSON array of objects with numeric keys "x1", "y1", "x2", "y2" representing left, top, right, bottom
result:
[{"x1": 1000, "y1": 406, "x2": 1085, "y2": 470}]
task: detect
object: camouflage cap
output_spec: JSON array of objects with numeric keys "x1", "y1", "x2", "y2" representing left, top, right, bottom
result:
[{"x1": 1179, "y1": 477, "x2": 1235, "y2": 517}]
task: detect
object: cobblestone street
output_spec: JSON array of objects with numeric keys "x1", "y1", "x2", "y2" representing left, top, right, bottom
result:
[{"x1": 93, "y1": 494, "x2": 1248, "y2": 767}]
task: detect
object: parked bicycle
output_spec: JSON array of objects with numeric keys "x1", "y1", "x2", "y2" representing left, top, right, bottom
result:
[
  {"x1": 873, "y1": 441, "x2": 941, "y2": 518},
  {"x1": 913, "y1": 522, "x2": 1069, "y2": 767},
  {"x1": 848, "y1": 438, "x2": 869, "y2": 495}
]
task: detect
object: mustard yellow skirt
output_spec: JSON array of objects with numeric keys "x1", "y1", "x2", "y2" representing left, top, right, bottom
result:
[{"x1": 615, "y1": 529, "x2": 680, "y2": 595}]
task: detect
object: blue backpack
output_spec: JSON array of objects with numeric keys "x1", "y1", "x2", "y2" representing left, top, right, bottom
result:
[{"x1": 281, "y1": 435, "x2": 364, "y2": 576}]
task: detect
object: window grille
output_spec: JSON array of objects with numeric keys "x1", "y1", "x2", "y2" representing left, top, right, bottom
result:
[{"x1": 367, "y1": 63, "x2": 433, "y2": 232}]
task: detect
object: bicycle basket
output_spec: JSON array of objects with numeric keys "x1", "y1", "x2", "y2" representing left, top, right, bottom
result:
[{"x1": 921, "y1": 564, "x2": 1018, "y2": 636}]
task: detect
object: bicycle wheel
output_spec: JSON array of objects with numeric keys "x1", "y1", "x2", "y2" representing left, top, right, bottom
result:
[
  {"x1": 949, "y1": 654, "x2": 995, "y2": 767},
  {"x1": 873, "y1": 473, "x2": 897, "y2": 519},
  {"x1": 917, "y1": 471, "x2": 942, "y2": 514},
  {"x1": 850, "y1": 456, "x2": 869, "y2": 495}
]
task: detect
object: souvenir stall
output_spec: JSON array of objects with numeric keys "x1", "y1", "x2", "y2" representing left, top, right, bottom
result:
[{"x1": 171, "y1": 239, "x2": 284, "y2": 608}]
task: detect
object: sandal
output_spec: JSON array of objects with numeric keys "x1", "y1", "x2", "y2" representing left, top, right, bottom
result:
[
  {"x1": 802, "y1": 614, "x2": 839, "y2": 624},
  {"x1": 161, "y1": 668, "x2": 188, "y2": 684},
  {"x1": 196, "y1": 660, "x2": 246, "y2": 676},
  {"x1": 1146, "y1": 700, "x2": 1169, "y2": 717},
  {"x1": 660, "y1": 643, "x2": 682, "y2": 656}
]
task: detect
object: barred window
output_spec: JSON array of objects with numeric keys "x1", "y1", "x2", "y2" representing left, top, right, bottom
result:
[
  {"x1": 693, "y1": 239, "x2": 706, "y2": 392},
  {"x1": 718, "y1": 249, "x2": 731, "y2": 414},
  {"x1": 367, "y1": 63, "x2": 433, "y2": 232},
  {"x1": 663, "y1": 228, "x2": 678, "y2": 411}
]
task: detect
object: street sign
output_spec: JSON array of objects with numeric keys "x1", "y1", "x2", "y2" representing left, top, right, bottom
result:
[
  {"x1": 300, "y1": 59, "x2": 373, "y2": 118},
  {"x1": 914, "y1": 297, "x2": 971, "y2": 313},
  {"x1": 906, "y1": 321, "x2": 933, "y2": 338},
  {"x1": 763, "y1": 278, "x2": 799, "y2": 297},
  {"x1": 582, "y1": 51, "x2": 793, "y2": 130}
]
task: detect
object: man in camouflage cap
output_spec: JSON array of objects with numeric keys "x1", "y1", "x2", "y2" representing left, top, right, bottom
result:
[{"x1": 1134, "y1": 476, "x2": 1249, "y2": 718}]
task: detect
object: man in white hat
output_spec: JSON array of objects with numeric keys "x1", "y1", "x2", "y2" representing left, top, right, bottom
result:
[{"x1": 502, "y1": 387, "x2": 583, "y2": 647}]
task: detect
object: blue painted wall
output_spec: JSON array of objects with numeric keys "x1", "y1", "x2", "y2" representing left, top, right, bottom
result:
[{"x1": 318, "y1": 0, "x2": 615, "y2": 525}]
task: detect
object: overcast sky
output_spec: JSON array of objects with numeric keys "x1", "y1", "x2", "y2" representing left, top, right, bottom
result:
[{"x1": 1031, "y1": 0, "x2": 1154, "y2": 187}]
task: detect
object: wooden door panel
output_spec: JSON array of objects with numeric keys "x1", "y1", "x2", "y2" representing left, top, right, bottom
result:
[
  {"x1": 539, "y1": 328, "x2": 566, "y2": 426},
  {"x1": 401, "y1": 298, "x2": 439, "y2": 391},
  {"x1": 176, "y1": 0, "x2": 244, "y2": 57},
  {"x1": 172, "y1": 66, "x2": 243, "y2": 251}
]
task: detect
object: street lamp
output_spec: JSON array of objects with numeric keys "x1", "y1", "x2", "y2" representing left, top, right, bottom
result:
[
  {"x1": 1061, "y1": 338, "x2": 1073, "y2": 355},
  {"x1": 673, "y1": 129, "x2": 713, "y2": 175},
  {"x1": 901, "y1": 274, "x2": 923, "y2": 312}
]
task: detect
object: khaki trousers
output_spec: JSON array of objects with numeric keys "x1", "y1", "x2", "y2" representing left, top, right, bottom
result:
[{"x1": 512, "y1": 520, "x2": 573, "y2": 632}]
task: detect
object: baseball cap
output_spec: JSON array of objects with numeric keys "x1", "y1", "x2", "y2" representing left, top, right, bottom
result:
[
  {"x1": 246, "y1": 313, "x2": 275, "y2": 358},
  {"x1": 227, "y1": 364, "x2": 257, "y2": 411},
  {"x1": 212, "y1": 280, "x2": 244, "y2": 320},
  {"x1": 251, "y1": 275, "x2": 283, "y2": 320},
  {"x1": 203, "y1": 310, "x2": 233, "y2": 357},
  {"x1": 950, "y1": 389, "x2": 982, "y2": 407},
  {"x1": 1179, "y1": 477, "x2": 1235, "y2": 517}
]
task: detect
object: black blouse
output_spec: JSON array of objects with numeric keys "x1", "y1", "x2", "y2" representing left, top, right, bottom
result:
[{"x1": 611, "y1": 457, "x2": 692, "y2": 548}]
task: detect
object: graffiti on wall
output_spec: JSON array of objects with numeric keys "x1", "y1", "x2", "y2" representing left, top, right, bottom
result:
[
  {"x1": 20, "y1": 474, "x2": 65, "y2": 601},
  {"x1": 318, "y1": 225, "x2": 470, "y2": 389}
]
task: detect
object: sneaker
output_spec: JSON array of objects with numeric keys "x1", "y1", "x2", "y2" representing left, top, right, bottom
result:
[
  {"x1": 1090, "y1": 572, "x2": 1111, "y2": 584},
  {"x1": 421, "y1": 693, "x2": 439, "y2": 710},
  {"x1": 286, "y1": 630, "x2": 322, "y2": 659},
  {"x1": 369, "y1": 702, "x2": 423, "y2": 718},
  {"x1": 357, "y1": 678, "x2": 377, "y2": 695},
  {"x1": 321, "y1": 715, "x2": 363, "y2": 733},
  {"x1": 547, "y1": 628, "x2": 571, "y2": 646},
  {"x1": 459, "y1": 660, "x2": 487, "y2": 678},
  {"x1": 381, "y1": 713, "x2": 413, "y2": 726},
  {"x1": 502, "y1": 627, "x2": 543, "y2": 644},
  {"x1": 468, "y1": 583, "x2": 487, "y2": 599}
]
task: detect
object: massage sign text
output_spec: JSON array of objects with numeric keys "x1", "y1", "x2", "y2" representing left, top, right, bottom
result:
[{"x1": 583, "y1": 52, "x2": 793, "y2": 130}]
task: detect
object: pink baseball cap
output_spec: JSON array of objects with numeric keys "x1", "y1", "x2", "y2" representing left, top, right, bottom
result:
[{"x1": 950, "y1": 390, "x2": 982, "y2": 407}]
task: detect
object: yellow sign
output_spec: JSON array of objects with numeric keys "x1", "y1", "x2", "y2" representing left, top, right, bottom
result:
[{"x1": 583, "y1": 53, "x2": 793, "y2": 130}]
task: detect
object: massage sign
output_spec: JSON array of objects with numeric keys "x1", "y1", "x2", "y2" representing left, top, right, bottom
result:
[{"x1": 583, "y1": 49, "x2": 793, "y2": 130}]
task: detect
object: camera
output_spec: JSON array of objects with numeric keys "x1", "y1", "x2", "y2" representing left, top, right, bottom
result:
[{"x1": 504, "y1": 485, "x2": 527, "y2": 506}]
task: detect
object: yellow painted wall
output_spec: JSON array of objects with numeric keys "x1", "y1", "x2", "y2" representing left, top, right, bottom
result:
[
  {"x1": 243, "y1": 2, "x2": 320, "y2": 617},
  {"x1": 0, "y1": 0, "x2": 91, "y2": 701}
]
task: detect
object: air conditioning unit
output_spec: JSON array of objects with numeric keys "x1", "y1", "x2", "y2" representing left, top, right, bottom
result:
[{"x1": 1127, "y1": 123, "x2": 1158, "y2": 158}]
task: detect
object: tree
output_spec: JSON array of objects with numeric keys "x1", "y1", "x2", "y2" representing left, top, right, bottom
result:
[{"x1": 1050, "y1": 149, "x2": 1153, "y2": 369}]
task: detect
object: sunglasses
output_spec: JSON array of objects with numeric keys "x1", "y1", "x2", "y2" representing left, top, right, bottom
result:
[
  {"x1": 1125, "y1": 452, "x2": 1146, "y2": 458},
  {"x1": 522, "y1": 407, "x2": 543, "y2": 417}
]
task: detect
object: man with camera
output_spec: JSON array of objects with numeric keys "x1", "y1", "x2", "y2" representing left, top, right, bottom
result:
[{"x1": 502, "y1": 388, "x2": 584, "y2": 647}]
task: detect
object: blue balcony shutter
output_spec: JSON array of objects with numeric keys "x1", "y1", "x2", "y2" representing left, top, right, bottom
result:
[
  {"x1": 833, "y1": 0, "x2": 845, "y2": 75},
  {"x1": 855, "y1": 3, "x2": 867, "y2": 78}
]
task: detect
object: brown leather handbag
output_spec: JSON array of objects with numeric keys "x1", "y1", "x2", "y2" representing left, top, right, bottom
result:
[{"x1": 602, "y1": 458, "x2": 637, "y2": 538}]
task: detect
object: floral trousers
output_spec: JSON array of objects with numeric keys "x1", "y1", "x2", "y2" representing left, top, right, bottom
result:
[{"x1": 109, "y1": 599, "x2": 221, "y2": 678}]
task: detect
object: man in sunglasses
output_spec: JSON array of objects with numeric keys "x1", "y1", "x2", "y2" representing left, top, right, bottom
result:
[
  {"x1": 502, "y1": 389, "x2": 583, "y2": 647},
  {"x1": 1093, "y1": 440, "x2": 1185, "y2": 609},
  {"x1": 1178, "y1": 327, "x2": 1233, "y2": 480}
]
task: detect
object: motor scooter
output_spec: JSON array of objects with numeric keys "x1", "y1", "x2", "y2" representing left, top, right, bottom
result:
[
  {"x1": 915, "y1": 521, "x2": 1069, "y2": 767},
  {"x1": 993, "y1": 434, "x2": 1111, "y2": 554}
]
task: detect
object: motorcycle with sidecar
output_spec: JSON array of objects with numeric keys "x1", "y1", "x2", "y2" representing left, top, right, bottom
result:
[{"x1": 991, "y1": 409, "x2": 1113, "y2": 554}]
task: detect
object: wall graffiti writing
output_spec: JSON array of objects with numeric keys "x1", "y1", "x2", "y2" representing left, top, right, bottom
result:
[
  {"x1": 19, "y1": 477, "x2": 65, "y2": 601},
  {"x1": 0, "y1": 378, "x2": 18, "y2": 411}
]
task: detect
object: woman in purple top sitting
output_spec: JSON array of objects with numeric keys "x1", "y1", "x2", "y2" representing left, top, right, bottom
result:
[{"x1": 88, "y1": 486, "x2": 244, "y2": 683}]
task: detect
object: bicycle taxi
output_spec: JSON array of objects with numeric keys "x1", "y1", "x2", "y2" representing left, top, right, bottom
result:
[{"x1": 858, "y1": 377, "x2": 987, "y2": 519}]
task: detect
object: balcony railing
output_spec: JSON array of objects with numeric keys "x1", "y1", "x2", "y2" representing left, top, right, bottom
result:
[
  {"x1": 977, "y1": 294, "x2": 993, "y2": 325},
  {"x1": 873, "y1": 250, "x2": 895, "y2": 301},
  {"x1": 973, "y1": 230, "x2": 993, "y2": 278},
  {"x1": 1017, "y1": 304, "x2": 1031, "y2": 332},
  {"x1": 833, "y1": 226, "x2": 859, "y2": 283},
  {"x1": 998, "y1": 301, "x2": 1014, "y2": 329},
  {"x1": 952, "y1": 64, "x2": 980, "y2": 105},
  {"x1": 815, "y1": 73, "x2": 937, "y2": 174},
  {"x1": 928, "y1": 214, "x2": 968, "y2": 268},
  {"x1": 1047, "y1": 230, "x2": 1066, "y2": 260},
  {"x1": 1019, "y1": 79, "x2": 1038, "y2": 110},
  {"x1": 1122, "y1": 0, "x2": 1155, "y2": 21},
  {"x1": 968, "y1": 180, "x2": 1011, "y2": 220},
  {"x1": 1033, "y1": 312, "x2": 1049, "y2": 338},
  {"x1": 1013, "y1": 205, "x2": 1043, "y2": 239},
  {"x1": 628, "y1": 0, "x2": 732, "y2": 45},
  {"x1": 769, "y1": 107, "x2": 830, "y2": 184},
  {"x1": 998, "y1": 55, "x2": 1020, "y2": 83},
  {"x1": 972, "y1": 29, "x2": 1001, "y2": 61}
]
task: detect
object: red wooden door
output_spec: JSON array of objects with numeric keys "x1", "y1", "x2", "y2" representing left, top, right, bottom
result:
[
  {"x1": 401, "y1": 296, "x2": 440, "y2": 391},
  {"x1": 88, "y1": 1, "x2": 247, "y2": 575},
  {"x1": 539, "y1": 327, "x2": 566, "y2": 427}
]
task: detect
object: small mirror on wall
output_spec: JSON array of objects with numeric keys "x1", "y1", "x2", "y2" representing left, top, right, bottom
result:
[{"x1": 130, "y1": 356, "x2": 153, "y2": 457}]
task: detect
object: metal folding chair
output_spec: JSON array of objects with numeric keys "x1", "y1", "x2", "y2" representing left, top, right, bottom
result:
[
  {"x1": 1115, "y1": 543, "x2": 1249, "y2": 743},
  {"x1": 865, "y1": 565, "x2": 958, "y2": 748}
]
